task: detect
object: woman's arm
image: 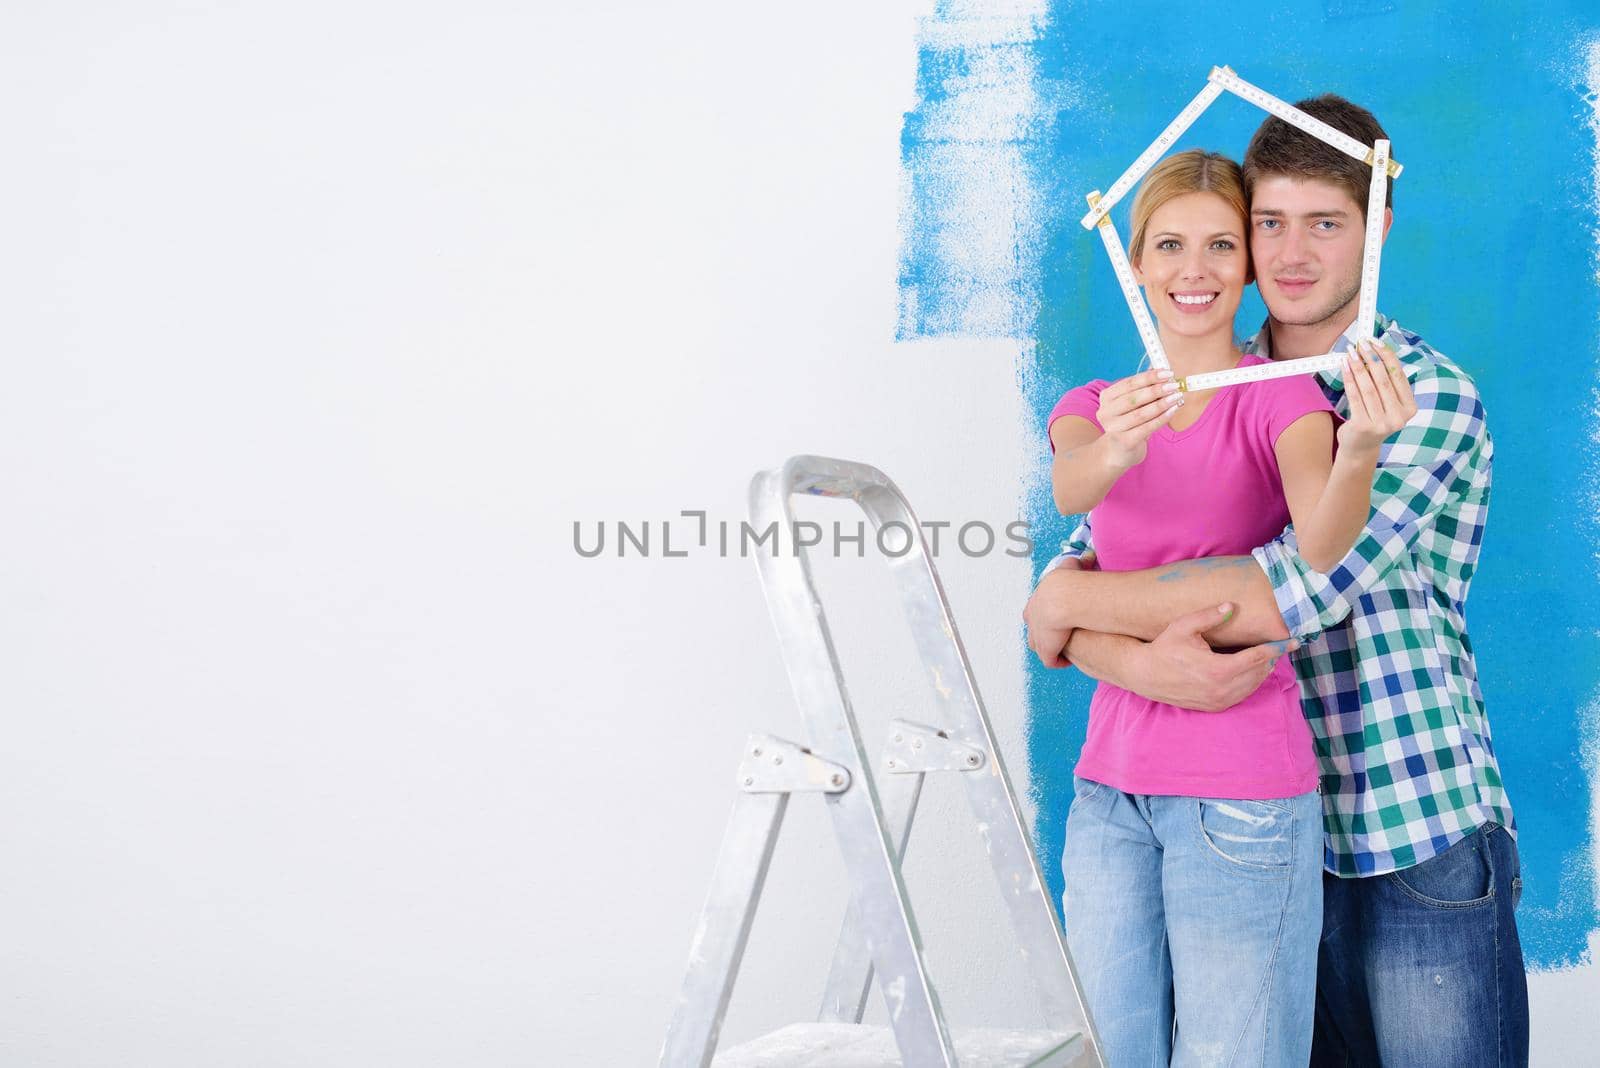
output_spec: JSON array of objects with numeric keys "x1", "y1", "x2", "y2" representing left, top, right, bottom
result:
[
  {"x1": 1050, "y1": 369, "x2": 1183, "y2": 515},
  {"x1": 1049, "y1": 417, "x2": 1130, "y2": 515},
  {"x1": 1275, "y1": 342, "x2": 1420, "y2": 574},
  {"x1": 1274, "y1": 412, "x2": 1373, "y2": 574}
]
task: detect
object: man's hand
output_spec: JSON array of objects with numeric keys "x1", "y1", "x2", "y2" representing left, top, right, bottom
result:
[
  {"x1": 1023, "y1": 555, "x2": 1092, "y2": 668},
  {"x1": 1125, "y1": 603, "x2": 1299, "y2": 711},
  {"x1": 1337, "y1": 338, "x2": 1419, "y2": 452}
]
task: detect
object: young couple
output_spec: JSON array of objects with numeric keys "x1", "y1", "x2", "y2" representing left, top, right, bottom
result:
[{"x1": 1025, "y1": 96, "x2": 1527, "y2": 1066}]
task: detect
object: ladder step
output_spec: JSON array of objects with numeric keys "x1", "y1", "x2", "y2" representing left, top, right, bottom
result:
[{"x1": 713, "y1": 1023, "x2": 1090, "y2": 1067}]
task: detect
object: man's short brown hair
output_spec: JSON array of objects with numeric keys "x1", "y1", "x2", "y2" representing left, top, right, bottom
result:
[{"x1": 1242, "y1": 94, "x2": 1391, "y2": 217}]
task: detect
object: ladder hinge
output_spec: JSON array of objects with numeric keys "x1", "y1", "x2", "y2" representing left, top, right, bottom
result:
[
  {"x1": 738, "y1": 733, "x2": 852, "y2": 793},
  {"x1": 881, "y1": 718, "x2": 988, "y2": 774}
]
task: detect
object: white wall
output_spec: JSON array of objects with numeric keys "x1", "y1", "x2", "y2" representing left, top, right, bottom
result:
[{"x1": 2, "y1": 2, "x2": 1593, "y2": 1065}]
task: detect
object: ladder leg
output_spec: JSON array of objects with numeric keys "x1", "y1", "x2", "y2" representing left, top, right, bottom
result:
[
  {"x1": 857, "y1": 481, "x2": 1104, "y2": 1062},
  {"x1": 750, "y1": 464, "x2": 960, "y2": 1066},
  {"x1": 659, "y1": 787, "x2": 789, "y2": 1068},
  {"x1": 818, "y1": 768, "x2": 924, "y2": 1023}
]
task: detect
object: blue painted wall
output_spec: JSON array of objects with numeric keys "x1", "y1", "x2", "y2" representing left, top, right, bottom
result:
[{"x1": 901, "y1": 2, "x2": 1599, "y2": 968}]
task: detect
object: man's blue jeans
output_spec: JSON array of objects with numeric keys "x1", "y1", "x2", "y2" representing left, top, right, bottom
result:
[
  {"x1": 1310, "y1": 821, "x2": 1529, "y2": 1067},
  {"x1": 1062, "y1": 776, "x2": 1323, "y2": 1067}
]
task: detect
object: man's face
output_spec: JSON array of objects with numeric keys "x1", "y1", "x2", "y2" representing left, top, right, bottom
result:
[{"x1": 1248, "y1": 174, "x2": 1390, "y2": 331}]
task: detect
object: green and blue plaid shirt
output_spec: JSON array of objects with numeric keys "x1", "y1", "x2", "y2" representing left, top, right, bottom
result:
[{"x1": 1050, "y1": 314, "x2": 1514, "y2": 877}]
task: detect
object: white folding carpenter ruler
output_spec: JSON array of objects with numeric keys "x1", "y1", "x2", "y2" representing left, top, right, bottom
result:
[
  {"x1": 1081, "y1": 65, "x2": 1403, "y2": 394},
  {"x1": 1208, "y1": 67, "x2": 1402, "y2": 180},
  {"x1": 1086, "y1": 190, "x2": 1170, "y2": 372},
  {"x1": 1079, "y1": 80, "x2": 1225, "y2": 232}
]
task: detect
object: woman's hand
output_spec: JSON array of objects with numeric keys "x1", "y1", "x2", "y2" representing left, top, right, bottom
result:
[
  {"x1": 1095, "y1": 368, "x2": 1184, "y2": 468},
  {"x1": 1337, "y1": 338, "x2": 1417, "y2": 454}
]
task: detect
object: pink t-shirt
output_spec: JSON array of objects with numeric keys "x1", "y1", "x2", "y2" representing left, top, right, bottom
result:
[{"x1": 1047, "y1": 354, "x2": 1336, "y2": 799}]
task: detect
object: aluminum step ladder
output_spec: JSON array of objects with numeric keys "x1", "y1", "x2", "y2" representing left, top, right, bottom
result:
[{"x1": 659, "y1": 455, "x2": 1104, "y2": 1068}]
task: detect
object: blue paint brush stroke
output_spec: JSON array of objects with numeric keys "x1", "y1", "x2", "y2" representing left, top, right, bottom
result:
[{"x1": 900, "y1": 1, "x2": 1600, "y2": 968}]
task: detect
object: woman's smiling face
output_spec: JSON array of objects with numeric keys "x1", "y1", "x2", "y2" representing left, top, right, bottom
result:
[{"x1": 1131, "y1": 190, "x2": 1250, "y2": 341}]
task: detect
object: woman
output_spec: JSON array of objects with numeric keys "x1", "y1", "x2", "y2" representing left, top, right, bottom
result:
[{"x1": 1046, "y1": 149, "x2": 1406, "y2": 1065}]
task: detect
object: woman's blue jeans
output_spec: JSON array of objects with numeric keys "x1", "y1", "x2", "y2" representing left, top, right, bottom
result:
[{"x1": 1062, "y1": 776, "x2": 1323, "y2": 1067}]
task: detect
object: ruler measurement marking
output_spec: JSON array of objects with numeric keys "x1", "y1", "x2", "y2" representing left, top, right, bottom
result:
[
  {"x1": 1178, "y1": 354, "x2": 1344, "y2": 392},
  {"x1": 1178, "y1": 349, "x2": 1417, "y2": 393},
  {"x1": 1080, "y1": 81, "x2": 1225, "y2": 230},
  {"x1": 1351, "y1": 139, "x2": 1389, "y2": 344},
  {"x1": 1088, "y1": 191, "x2": 1170, "y2": 372},
  {"x1": 1208, "y1": 67, "x2": 1403, "y2": 178}
]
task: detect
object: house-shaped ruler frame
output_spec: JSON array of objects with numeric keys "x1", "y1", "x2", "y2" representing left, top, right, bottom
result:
[{"x1": 1083, "y1": 66, "x2": 1402, "y2": 394}]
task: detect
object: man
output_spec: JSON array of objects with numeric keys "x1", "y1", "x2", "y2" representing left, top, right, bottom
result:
[{"x1": 1024, "y1": 96, "x2": 1528, "y2": 1067}]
